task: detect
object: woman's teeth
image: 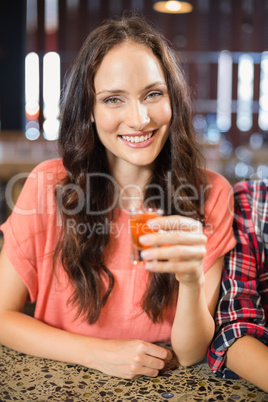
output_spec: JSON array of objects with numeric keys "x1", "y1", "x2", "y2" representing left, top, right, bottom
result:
[{"x1": 121, "y1": 132, "x2": 154, "y2": 143}]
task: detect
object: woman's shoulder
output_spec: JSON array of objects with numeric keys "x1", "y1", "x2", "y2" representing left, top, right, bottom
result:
[
  {"x1": 202, "y1": 169, "x2": 233, "y2": 204},
  {"x1": 204, "y1": 168, "x2": 232, "y2": 190},
  {"x1": 9, "y1": 159, "x2": 66, "y2": 215},
  {"x1": 30, "y1": 158, "x2": 67, "y2": 183},
  {"x1": 32, "y1": 158, "x2": 65, "y2": 174},
  {"x1": 201, "y1": 169, "x2": 234, "y2": 221}
]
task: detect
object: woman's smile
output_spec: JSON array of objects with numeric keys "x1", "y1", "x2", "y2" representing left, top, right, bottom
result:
[{"x1": 119, "y1": 129, "x2": 157, "y2": 147}]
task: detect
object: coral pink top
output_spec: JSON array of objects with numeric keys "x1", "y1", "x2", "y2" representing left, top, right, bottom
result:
[{"x1": 1, "y1": 159, "x2": 236, "y2": 342}]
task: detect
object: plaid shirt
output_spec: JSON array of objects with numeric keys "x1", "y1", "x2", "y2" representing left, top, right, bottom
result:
[{"x1": 207, "y1": 179, "x2": 268, "y2": 379}]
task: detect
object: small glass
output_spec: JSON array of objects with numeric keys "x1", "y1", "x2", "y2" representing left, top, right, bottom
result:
[{"x1": 129, "y1": 207, "x2": 164, "y2": 264}]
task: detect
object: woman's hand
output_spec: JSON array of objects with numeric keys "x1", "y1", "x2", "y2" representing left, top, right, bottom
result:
[
  {"x1": 89, "y1": 339, "x2": 173, "y2": 379},
  {"x1": 139, "y1": 215, "x2": 207, "y2": 285}
]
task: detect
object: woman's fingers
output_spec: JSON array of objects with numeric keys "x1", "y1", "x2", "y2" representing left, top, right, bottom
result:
[
  {"x1": 138, "y1": 215, "x2": 207, "y2": 280},
  {"x1": 165, "y1": 349, "x2": 173, "y2": 362},
  {"x1": 143, "y1": 259, "x2": 203, "y2": 273},
  {"x1": 143, "y1": 259, "x2": 205, "y2": 284},
  {"x1": 139, "y1": 341, "x2": 172, "y2": 362},
  {"x1": 139, "y1": 215, "x2": 207, "y2": 248},
  {"x1": 140, "y1": 230, "x2": 207, "y2": 247},
  {"x1": 140, "y1": 354, "x2": 165, "y2": 370},
  {"x1": 120, "y1": 342, "x2": 173, "y2": 379},
  {"x1": 98, "y1": 340, "x2": 172, "y2": 379},
  {"x1": 131, "y1": 344, "x2": 172, "y2": 376},
  {"x1": 141, "y1": 244, "x2": 207, "y2": 262}
]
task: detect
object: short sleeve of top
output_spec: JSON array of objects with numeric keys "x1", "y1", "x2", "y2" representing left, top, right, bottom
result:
[
  {"x1": 202, "y1": 170, "x2": 236, "y2": 273},
  {"x1": 0, "y1": 159, "x2": 66, "y2": 303}
]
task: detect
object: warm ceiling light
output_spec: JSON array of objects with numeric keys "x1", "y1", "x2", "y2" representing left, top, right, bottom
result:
[{"x1": 153, "y1": 1, "x2": 193, "y2": 14}]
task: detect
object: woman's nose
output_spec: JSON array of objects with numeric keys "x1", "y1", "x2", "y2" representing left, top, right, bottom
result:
[{"x1": 125, "y1": 102, "x2": 150, "y2": 131}]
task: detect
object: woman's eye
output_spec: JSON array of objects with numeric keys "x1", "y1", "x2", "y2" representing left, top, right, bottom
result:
[
  {"x1": 105, "y1": 97, "x2": 121, "y2": 104},
  {"x1": 146, "y1": 91, "x2": 162, "y2": 99}
]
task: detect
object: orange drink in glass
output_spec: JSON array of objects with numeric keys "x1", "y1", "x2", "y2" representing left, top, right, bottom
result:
[{"x1": 129, "y1": 208, "x2": 164, "y2": 264}]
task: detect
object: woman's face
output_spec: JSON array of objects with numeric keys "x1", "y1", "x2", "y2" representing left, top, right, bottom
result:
[{"x1": 93, "y1": 41, "x2": 172, "y2": 172}]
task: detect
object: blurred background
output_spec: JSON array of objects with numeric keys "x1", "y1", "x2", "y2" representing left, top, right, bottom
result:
[{"x1": 0, "y1": 0, "x2": 268, "y2": 237}]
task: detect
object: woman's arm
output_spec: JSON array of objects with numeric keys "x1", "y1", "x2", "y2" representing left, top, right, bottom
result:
[
  {"x1": 170, "y1": 257, "x2": 223, "y2": 366},
  {"x1": 225, "y1": 336, "x2": 268, "y2": 392},
  {"x1": 140, "y1": 215, "x2": 223, "y2": 366},
  {"x1": 0, "y1": 246, "x2": 172, "y2": 379}
]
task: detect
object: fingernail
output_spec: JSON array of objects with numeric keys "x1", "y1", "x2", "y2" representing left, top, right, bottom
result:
[
  {"x1": 140, "y1": 250, "x2": 153, "y2": 260},
  {"x1": 139, "y1": 235, "x2": 152, "y2": 245},
  {"x1": 145, "y1": 262, "x2": 155, "y2": 270}
]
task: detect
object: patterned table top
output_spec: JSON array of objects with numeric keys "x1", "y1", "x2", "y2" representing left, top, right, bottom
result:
[{"x1": 0, "y1": 343, "x2": 267, "y2": 402}]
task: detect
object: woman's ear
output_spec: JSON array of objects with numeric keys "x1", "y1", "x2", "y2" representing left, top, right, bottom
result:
[{"x1": 91, "y1": 114, "x2": 95, "y2": 123}]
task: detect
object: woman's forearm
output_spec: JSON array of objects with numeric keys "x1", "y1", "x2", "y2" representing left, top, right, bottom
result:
[
  {"x1": 0, "y1": 310, "x2": 173, "y2": 379},
  {"x1": 225, "y1": 335, "x2": 268, "y2": 392},
  {"x1": 171, "y1": 280, "x2": 215, "y2": 366},
  {"x1": 0, "y1": 310, "x2": 105, "y2": 369}
]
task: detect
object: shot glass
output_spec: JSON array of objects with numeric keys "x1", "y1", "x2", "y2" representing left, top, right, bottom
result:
[{"x1": 129, "y1": 207, "x2": 164, "y2": 265}]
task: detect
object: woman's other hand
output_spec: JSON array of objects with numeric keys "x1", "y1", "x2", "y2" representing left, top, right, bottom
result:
[{"x1": 88, "y1": 339, "x2": 173, "y2": 379}]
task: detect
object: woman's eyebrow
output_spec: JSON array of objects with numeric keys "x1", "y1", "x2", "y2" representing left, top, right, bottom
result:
[
  {"x1": 143, "y1": 81, "x2": 167, "y2": 90},
  {"x1": 96, "y1": 89, "x2": 127, "y2": 96},
  {"x1": 96, "y1": 81, "x2": 167, "y2": 96}
]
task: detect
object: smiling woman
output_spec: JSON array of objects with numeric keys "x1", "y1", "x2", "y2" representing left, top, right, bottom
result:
[{"x1": 0, "y1": 13, "x2": 236, "y2": 380}]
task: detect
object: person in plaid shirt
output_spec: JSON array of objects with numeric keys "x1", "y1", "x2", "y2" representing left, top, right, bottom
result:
[{"x1": 207, "y1": 179, "x2": 268, "y2": 392}]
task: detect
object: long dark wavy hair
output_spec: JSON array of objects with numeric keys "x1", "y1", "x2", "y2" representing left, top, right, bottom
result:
[{"x1": 54, "y1": 13, "x2": 208, "y2": 324}]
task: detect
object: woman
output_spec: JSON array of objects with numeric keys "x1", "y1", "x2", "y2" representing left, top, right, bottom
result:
[{"x1": 0, "y1": 14, "x2": 236, "y2": 379}]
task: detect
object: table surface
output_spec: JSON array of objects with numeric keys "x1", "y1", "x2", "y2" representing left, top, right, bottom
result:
[{"x1": 0, "y1": 343, "x2": 267, "y2": 402}]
